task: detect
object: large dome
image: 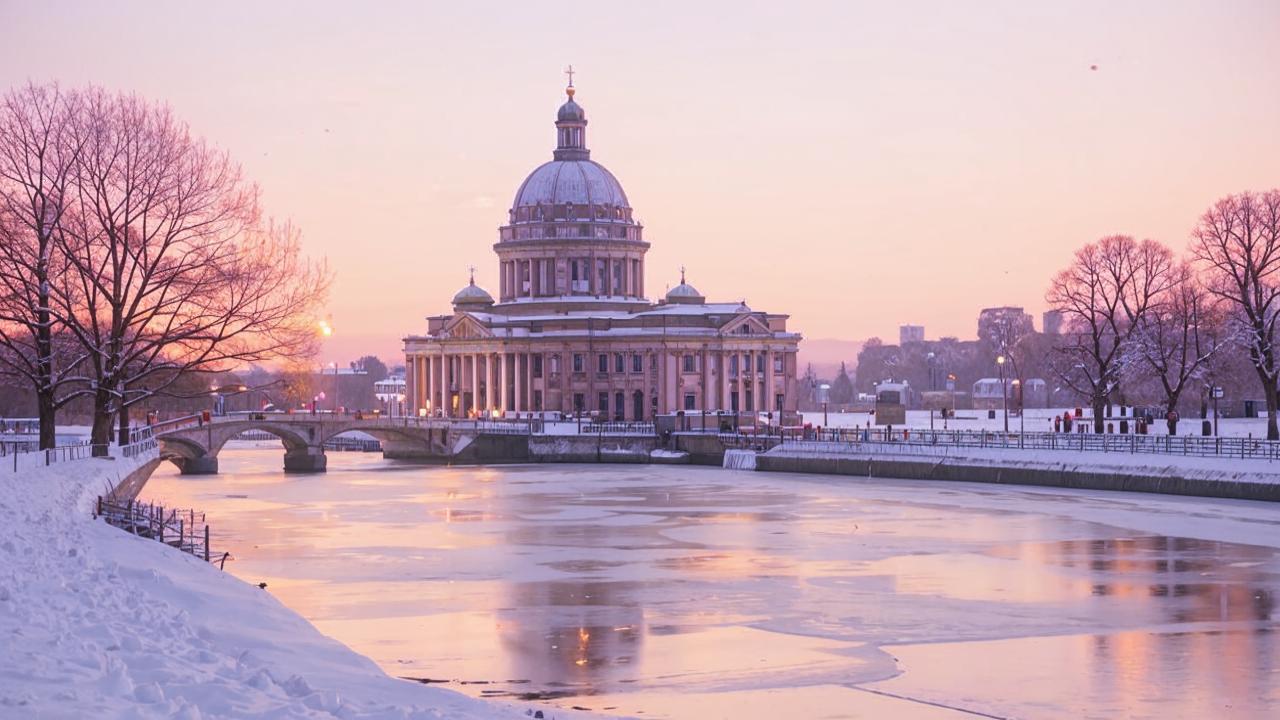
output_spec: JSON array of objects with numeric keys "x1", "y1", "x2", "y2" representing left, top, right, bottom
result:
[{"x1": 512, "y1": 160, "x2": 629, "y2": 209}]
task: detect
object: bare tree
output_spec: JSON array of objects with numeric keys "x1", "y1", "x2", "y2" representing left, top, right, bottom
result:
[
  {"x1": 1190, "y1": 190, "x2": 1280, "y2": 440},
  {"x1": 1046, "y1": 235, "x2": 1175, "y2": 432},
  {"x1": 1123, "y1": 262, "x2": 1225, "y2": 434},
  {"x1": 0, "y1": 83, "x2": 89, "y2": 449},
  {"x1": 52, "y1": 88, "x2": 328, "y2": 451}
]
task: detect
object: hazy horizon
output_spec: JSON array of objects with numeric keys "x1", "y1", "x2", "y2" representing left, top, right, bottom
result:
[{"x1": 3, "y1": 1, "x2": 1277, "y2": 365}]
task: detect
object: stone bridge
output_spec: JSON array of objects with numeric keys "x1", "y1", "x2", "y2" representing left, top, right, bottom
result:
[{"x1": 154, "y1": 414, "x2": 521, "y2": 474}]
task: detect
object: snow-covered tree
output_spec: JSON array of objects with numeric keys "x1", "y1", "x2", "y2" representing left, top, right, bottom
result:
[
  {"x1": 1123, "y1": 262, "x2": 1225, "y2": 434},
  {"x1": 50, "y1": 88, "x2": 329, "y2": 451},
  {"x1": 1190, "y1": 190, "x2": 1280, "y2": 440},
  {"x1": 1046, "y1": 234, "x2": 1175, "y2": 432},
  {"x1": 0, "y1": 83, "x2": 88, "y2": 449}
]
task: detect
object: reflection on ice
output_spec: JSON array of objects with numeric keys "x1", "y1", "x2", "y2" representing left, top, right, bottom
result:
[{"x1": 144, "y1": 448, "x2": 1280, "y2": 718}]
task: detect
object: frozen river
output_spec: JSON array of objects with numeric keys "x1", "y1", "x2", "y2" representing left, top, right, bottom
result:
[{"x1": 146, "y1": 447, "x2": 1280, "y2": 718}]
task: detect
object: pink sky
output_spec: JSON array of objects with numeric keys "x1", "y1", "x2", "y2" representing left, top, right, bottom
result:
[{"x1": 3, "y1": 1, "x2": 1278, "y2": 366}]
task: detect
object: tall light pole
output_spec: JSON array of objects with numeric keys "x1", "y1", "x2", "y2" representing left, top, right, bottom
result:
[{"x1": 997, "y1": 354, "x2": 1008, "y2": 433}]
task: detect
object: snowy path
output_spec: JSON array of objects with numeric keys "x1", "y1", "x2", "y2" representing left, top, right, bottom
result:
[{"x1": 0, "y1": 454, "x2": 604, "y2": 719}]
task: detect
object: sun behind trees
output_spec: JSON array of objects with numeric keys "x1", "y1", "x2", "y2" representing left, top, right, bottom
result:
[{"x1": 0, "y1": 82, "x2": 329, "y2": 451}]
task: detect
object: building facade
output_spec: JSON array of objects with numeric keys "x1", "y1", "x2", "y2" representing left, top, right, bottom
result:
[
  {"x1": 899, "y1": 325, "x2": 925, "y2": 344},
  {"x1": 402, "y1": 82, "x2": 801, "y2": 421}
]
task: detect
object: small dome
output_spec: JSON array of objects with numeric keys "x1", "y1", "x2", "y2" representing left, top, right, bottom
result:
[
  {"x1": 666, "y1": 281, "x2": 704, "y2": 305},
  {"x1": 558, "y1": 97, "x2": 585, "y2": 122},
  {"x1": 452, "y1": 279, "x2": 494, "y2": 307}
]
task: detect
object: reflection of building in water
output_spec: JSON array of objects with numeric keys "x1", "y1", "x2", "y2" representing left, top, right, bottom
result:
[
  {"x1": 496, "y1": 579, "x2": 644, "y2": 694},
  {"x1": 1030, "y1": 535, "x2": 1277, "y2": 707}
]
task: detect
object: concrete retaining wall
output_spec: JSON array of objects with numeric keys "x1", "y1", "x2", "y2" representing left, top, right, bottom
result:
[
  {"x1": 528, "y1": 435, "x2": 656, "y2": 463},
  {"x1": 756, "y1": 452, "x2": 1280, "y2": 503},
  {"x1": 673, "y1": 433, "x2": 731, "y2": 465}
]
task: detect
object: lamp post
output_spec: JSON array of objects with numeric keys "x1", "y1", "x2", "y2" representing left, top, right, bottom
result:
[
  {"x1": 996, "y1": 355, "x2": 1008, "y2": 433},
  {"x1": 1012, "y1": 378, "x2": 1024, "y2": 435}
]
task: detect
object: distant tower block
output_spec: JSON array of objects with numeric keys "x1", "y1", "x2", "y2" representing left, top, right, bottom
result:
[
  {"x1": 899, "y1": 325, "x2": 925, "y2": 345},
  {"x1": 1042, "y1": 310, "x2": 1063, "y2": 335}
]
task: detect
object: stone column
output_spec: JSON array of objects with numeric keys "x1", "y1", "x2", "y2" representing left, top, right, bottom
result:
[
  {"x1": 444, "y1": 355, "x2": 453, "y2": 417},
  {"x1": 485, "y1": 353, "x2": 495, "y2": 412},
  {"x1": 642, "y1": 351, "x2": 652, "y2": 420},
  {"x1": 470, "y1": 353, "x2": 480, "y2": 417},
  {"x1": 766, "y1": 349, "x2": 776, "y2": 415},
  {"x1": 438, "y1": 349, "x2": 448, "y2": 417},
  {"x1": 701, "y1": 347, "x2": 710, "y2": 412},
  {"x1": 514, "y1": 353, "x2": 524, "y2": 412},
  {"x1": 526, "y1": 351, "x2": 535, "y2": 412},
  {"x1": 424, "y1": 353, "x2": 435, "y2": 415},
  {"x1": 720, "y1": 350, "x2": 730, "y2": 412},
  {"x1": 406, "y1": 355, "x2": 417, "y2": 416},
  {"x1": 497, "y1": 352, "x2": 507, "y2": 413}
]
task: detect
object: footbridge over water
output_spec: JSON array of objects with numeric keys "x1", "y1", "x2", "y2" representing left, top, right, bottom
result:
[{"x1": 148, "y1": 413, "x2": 533, "y2": 474}]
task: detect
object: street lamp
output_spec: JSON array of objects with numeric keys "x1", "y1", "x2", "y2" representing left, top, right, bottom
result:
[
  {"x1": 996, "y1": 355, "x2": 1008, "y2": 433},
  {"x1": 1012, "y1": 378, "x2": 1024, "y2": 435}
]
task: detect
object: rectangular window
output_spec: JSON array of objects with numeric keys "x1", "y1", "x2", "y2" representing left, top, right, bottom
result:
[
  {"x1": 774, "y1": 356, "x2": 783, "y2": 373},
  {"x1": 684, "y1": 393, "x2": 697, "y2": 411},
  {"x1": 612, "y1": 261, "x2": 623, "y2": 295},
  {"x1": 744, "y1": 354, "x2": 752, "y2": 373},
  {"x1": 598, "y1": 354, "x2": 609, "y2": 373},
  {"x1": 632, "y1": 353, "x2": 643, "y2": 373},
  {"x1": 532, "y1": 355, "x2": 543, "y2": 378},
  {"x1": 573, "y1": 354, "x2": 584, "y2": 373},
  {"x1": 615, "y1": 353, "x2": 625, "y2": 373},
  {"x1": 730, "y1": 355, "x2": 739, "y2": 376},
  {"x1": 598, "y1": 391, "x2": 609, "y2": 415},
  {"x1": 682, "y1": 355, "x2": 696, "y2": 373},
  {"x1": 776, "y1": 394, "x2": 784, "y2": 412},
  {"x1": 597, "y1": 260, "x2": 607, "y2": 293},
  {"x1": 533, "y1": 390, "x2": 543, "y2": 411},
  {"x1": 574, "y1": 393, "x2": 585, "y2": 412},
  {"x1": 614, "y1": 392, "x2": 625, "y2": 421}
]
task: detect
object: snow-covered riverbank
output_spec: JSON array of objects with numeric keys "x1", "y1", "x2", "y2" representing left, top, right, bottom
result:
[{"x1": 0, "y1": 453, "x2": 603, "y2": 719}]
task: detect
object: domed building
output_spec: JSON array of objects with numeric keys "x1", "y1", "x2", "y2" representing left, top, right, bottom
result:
[{"x1": 403, "y1": 80, "x2": 801, "y2": 422}]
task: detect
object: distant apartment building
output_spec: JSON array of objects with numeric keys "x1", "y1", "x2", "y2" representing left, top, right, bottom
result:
[
  {"x1": 899, "y1": 325, "x2": 925, "y2": 344},
  {"x1": 1042, "y1": 310, "x2": 1063, "y2": 335},
  {"x1": 976, "y1": 307, "x2": 1034, "y2": 347}
]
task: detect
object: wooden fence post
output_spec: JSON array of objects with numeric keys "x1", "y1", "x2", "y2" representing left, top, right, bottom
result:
[{"x1": 204, "y1": 525, "x2": 210, "y2": 562}]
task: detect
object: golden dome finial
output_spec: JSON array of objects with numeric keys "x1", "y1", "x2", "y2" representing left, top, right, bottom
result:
[{"x1": 564, "y1": 64, "x2": 576, "y2": 97}]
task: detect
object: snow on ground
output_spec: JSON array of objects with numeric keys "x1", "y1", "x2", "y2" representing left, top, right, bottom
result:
[
  {"x1": 0, "y1": 452, "x2": 606, "y2": 719},
  {"x1": 768, "y1": 439, "x2": 1280, "y2": 484}
]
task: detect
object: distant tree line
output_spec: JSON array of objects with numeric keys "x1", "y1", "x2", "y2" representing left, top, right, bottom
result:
[
  {"x1": 0, "y1": 82, "x2": 329, "y2": 451},
  {"x1": 819, "y1": 190, "x2": 1279, "y2": 438}
]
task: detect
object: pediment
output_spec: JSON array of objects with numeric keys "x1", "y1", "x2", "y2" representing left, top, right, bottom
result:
[
  {"x1": 719, "y1": 313, "x2": 771, "y2": 337},
  {"x1": 440, "y1": 314, "x2": 494, "y2": 340}
]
